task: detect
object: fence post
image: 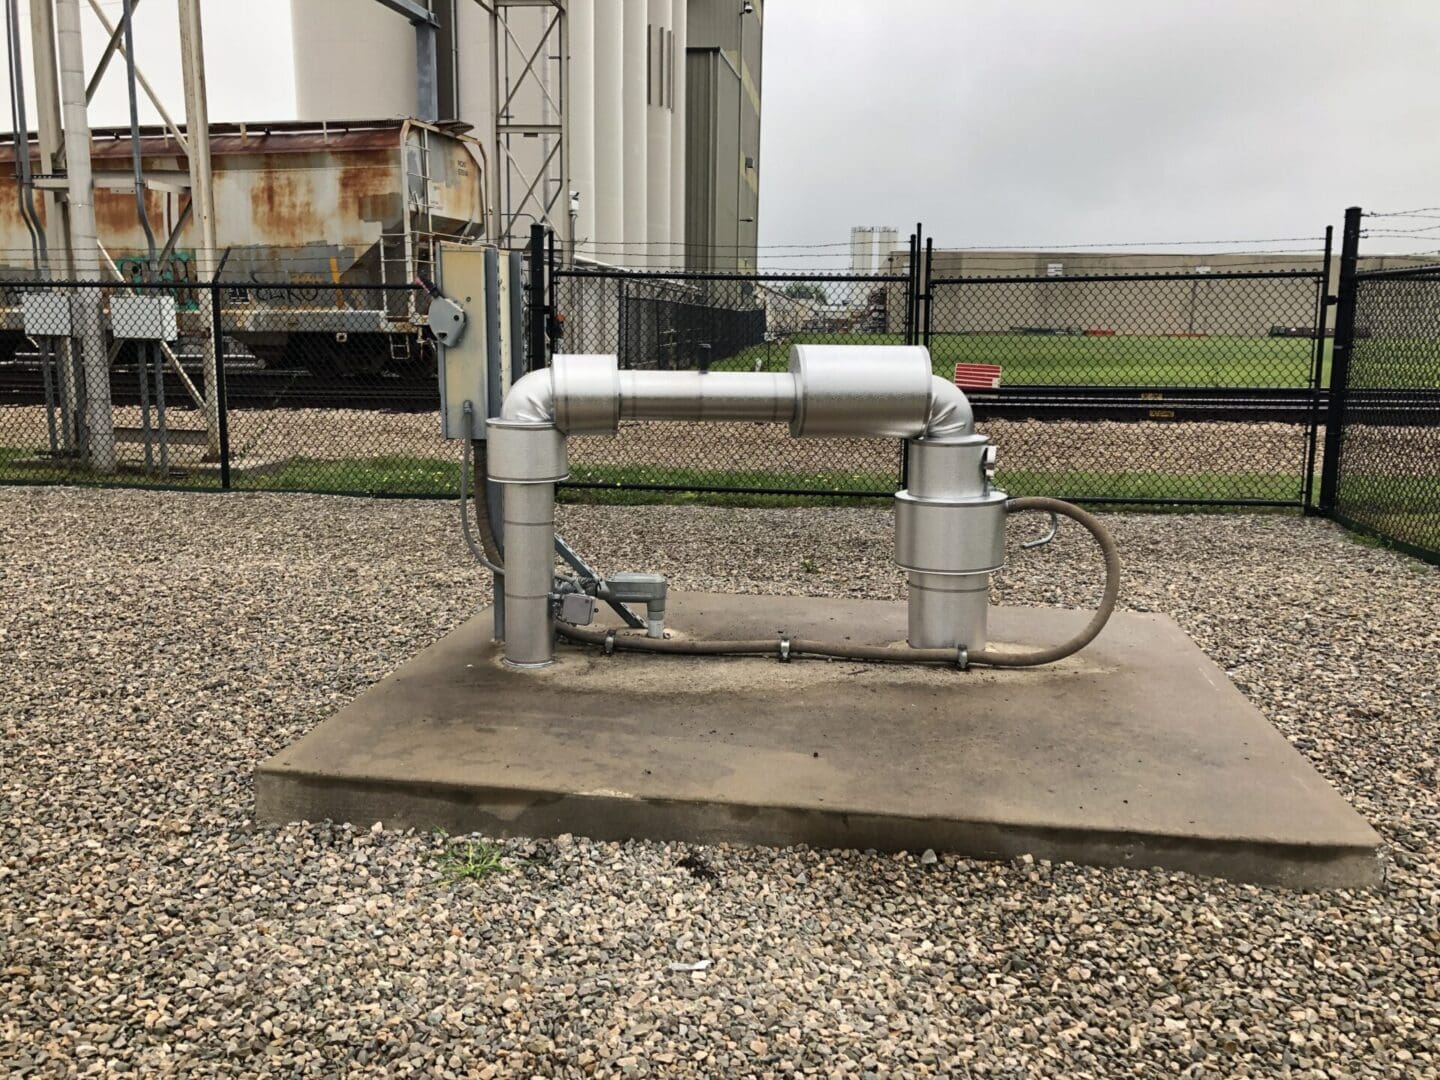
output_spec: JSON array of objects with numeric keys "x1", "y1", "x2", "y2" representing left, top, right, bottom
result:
[
  {"x1": 528, "y1": 222, "x2": 547, "y2": 372},
  {"x1": 1317, "y1": 206, "x2": 1362, "y2": 514},
  {"x1": 922, "y1": 236, "x2": 934, "y2": 349},
  {"x1": 1301, "y1": 224, "x2": 1333, "y2": 513},
  {"x1": 208, "y1": 279, "x2": 231, "y2": 490}
]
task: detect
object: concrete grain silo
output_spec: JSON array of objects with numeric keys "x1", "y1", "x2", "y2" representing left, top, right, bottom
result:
[{"x1": 289, "y1": 0, "x2": 759, "y2": 269}]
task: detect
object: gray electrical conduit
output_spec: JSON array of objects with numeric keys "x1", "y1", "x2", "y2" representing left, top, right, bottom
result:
[
  {"x1": 459, "y1": 433, "x2": 506, "y2": 575},
  {"x1": 554, "y1": 497, "x2": 1121, "y2": 669}
]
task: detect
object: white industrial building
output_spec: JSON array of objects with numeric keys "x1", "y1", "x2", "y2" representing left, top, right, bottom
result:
[{"x1": 290, "y1": 0, "x2": 763, "y2": 269}]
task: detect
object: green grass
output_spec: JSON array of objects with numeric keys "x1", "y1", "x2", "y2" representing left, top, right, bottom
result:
[
  {"x1": 0, "y1": 446, "x2": 223, "y2": 490},
  {"x1": 715, "y1": 332, "x2": 1331, "y2": 388},
  {"x1": 432, "y1": 838, "x2": 510, "y2": 886},
  {"x1": 245, "y1": 454, "x2": 460, "y2": 496},
  {"x1": 1, "y1": 449, "x2": 1315, "y2": 506}
]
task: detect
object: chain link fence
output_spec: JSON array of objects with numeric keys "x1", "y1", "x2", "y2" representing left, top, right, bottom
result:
[
  {"x1": 0, "y1": 244, "x2": 1363, "y2": 515},
  {"x1": 552, "y1": 269, "x2": 911, "y2": 498},
  {"x1": 0, "y1": 279, "x2": 456, "y2": 496},
  {"x1": 927, "y1": 269, "x2": 1329, "y2": 505},
  {"x1": 1326, "y1": 265, "x2": 1440, "y2": 561}
]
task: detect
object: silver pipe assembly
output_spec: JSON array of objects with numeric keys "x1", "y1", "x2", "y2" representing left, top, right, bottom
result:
[{"x1": 484, "y1": 344, "x2": 1119, "y2": 669}]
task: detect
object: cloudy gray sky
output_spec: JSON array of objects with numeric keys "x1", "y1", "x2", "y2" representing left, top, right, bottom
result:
[
  {"x1": 757, "y1": 0, "x2": 1440, "y2": 263},
  {"x1": 5, "y1": 1, "x2": 1439, "y2": 265}
]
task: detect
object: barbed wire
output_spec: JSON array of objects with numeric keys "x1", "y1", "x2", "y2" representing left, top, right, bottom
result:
[{"x1": 1362, "y1": 206, "x2": 1440, "y2": 218}]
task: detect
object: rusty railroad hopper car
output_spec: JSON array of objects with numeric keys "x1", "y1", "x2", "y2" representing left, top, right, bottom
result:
[{"x1": 0, "y1": 118, "x2": 487, "y2": 375}]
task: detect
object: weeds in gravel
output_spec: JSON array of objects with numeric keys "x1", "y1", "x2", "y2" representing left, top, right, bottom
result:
[{"x1": 434, "y1": 838, "x2": 511, "y2": 886}]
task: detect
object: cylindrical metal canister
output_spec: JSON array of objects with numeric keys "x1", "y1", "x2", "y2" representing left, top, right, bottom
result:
[
  {"x1": 486, "y1": 420, "x2": 568, "y2": 483},
  {"x1": 550, "y1": 353, "x2": 621, "y2": 434},
  {"x1": 501, "y1": 482, "x2": 557, "y2": 666},
  {"x1": 894, "y1": 489, "x2": 1007, "y2": 576},
  {"x1": 908, "y1": 571, "x2": 991, "y2": 651},
  {"x1": 788, "y1": 344, "x2": 933, "y2": 439}
]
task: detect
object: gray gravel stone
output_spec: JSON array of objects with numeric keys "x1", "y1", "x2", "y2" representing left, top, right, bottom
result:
[{"x1": 1, "y1": 487, "x2": 1437, "y2": 1077}]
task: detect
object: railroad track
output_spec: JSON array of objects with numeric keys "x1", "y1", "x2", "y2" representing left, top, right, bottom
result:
[{"x1": 2, "y1": 362, "x2": 1438, "y2": 424}]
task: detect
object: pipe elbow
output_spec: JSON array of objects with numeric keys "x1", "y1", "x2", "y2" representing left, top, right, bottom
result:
[
  {"x1": 499, "y1": 368, "x2": 556, "y2": 424},
  {"x1": 923, "y1": 375, "x2": 975, "y2": 440}
]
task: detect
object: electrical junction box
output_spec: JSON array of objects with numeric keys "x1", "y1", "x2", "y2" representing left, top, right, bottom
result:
[
  {"x1": 110, "y1": 296, "x2": 178, "y2": 341},
  {"x1": 21, "y1": 293, "x2": 72, "y2": 337},
  {"x1": 437, "y1": 242, "x2": 513, "y2": 440}
]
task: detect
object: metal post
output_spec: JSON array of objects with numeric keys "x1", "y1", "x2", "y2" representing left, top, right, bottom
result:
[
  {"x1": 209, "y1": 279, "x2": 230, "y2": 489},
  {"x1": 30, "y1": 0, "x2": 67, "y2": 271},
  {"x1": 55, "y1": 0, "x2": 115, "y2": 471},
  {"x1": 31, "y1": 0, "x2": 78, "y2": 449},
  {"x1": 529, "y1": 222, "x2": 547, "y2": 370},
  {"x1": 922, "y1": 235, "x2": 934, "y2": 349},
  {"x1": 177, "y1": 0, "x2": 222, "y2": 457},
  {"x1": 1302, "y1": 224, "x2": 1333, "y2": 513},
  {"x1": 1317, "y1": 207, "x2": 1362, "y2": 514}
]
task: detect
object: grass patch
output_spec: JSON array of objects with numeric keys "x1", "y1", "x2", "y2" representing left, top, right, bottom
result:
[
  {"x1": 2, "y1": 448, "x2": 1316, "y2": 507},
  {"x1": 715, "y1": 332, "x2": 1330, "y2": 388},
  {"x1": 0, "y1": 445, "x2": 223, "y2": 491},
  {"x1": 243, "y1": 454, "x2": 460, "y2": 497},
  {"x1": 433, "y1": 838, "x2": 510, "y2": 885},
  {"x1": 996, "y1": 468, "x2": 1304, "y2": 504}
]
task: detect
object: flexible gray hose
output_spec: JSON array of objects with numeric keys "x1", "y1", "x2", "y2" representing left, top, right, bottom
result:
[
  {"x1": 969, "y1": 496, "x2": 1121, "y2": 667},
  {"x1": 556, "y1": 496, "x2": 1121, "y2": 669},
  {"x1": 459, "y1": 434, "x2": 505, "y2": 575}
]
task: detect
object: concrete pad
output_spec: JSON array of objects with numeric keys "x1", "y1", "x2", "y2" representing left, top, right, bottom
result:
[{"x1": 256, "y1": 593, "x2": 1381, "y2": 889}]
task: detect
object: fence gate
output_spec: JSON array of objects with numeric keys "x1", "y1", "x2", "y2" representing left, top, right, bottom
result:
[{"x1": 1320, "y1": 212, "x2": 1440, "y2": 562}]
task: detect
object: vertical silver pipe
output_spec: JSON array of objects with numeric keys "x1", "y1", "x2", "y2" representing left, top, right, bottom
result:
[
  {"x1": 31, "y1": 0, "x2": 67, "y2": 273},
  {"x1": 501, "y1": 482, "x2": 556, "y2": 666},
  {"x1": 908, "y1": 571, "x2": 990, "y2": 652},
  {"x1": 55, "y1": 0, "x2": 116, "y2": 470},
  {"x1": 177, "y1": 0, "x2": 221, "y2": 457}
]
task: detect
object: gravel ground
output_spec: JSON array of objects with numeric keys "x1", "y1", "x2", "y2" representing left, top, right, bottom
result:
[{"x1": 2, "y1": 487, "x2": 1438, "y2": 1078}]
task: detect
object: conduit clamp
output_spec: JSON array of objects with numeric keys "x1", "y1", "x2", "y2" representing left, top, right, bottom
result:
[
  {"x1": 956, "y1": 646, "x2": 970, "y2": 671},
  {"x1": 779, "y1": 637, "x2": 792, "y2": 662},
  {"x1": 604, "y1": 630, "x2": 617, "y2": 655}
]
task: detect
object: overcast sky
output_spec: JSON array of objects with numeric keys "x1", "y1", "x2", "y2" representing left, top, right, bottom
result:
[
  {"x1": 4, "y1": 1, "x2": 1439, "y2": 266},
  {"x1": 757, "y1": 1, "x2": 1440, "y2": 265}
]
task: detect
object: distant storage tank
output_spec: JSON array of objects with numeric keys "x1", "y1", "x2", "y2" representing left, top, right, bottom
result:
[
  {"x1": 850, "y1": 227, "x2": 875, "y2": 274},
  {"x1": 877, "y1": 228, "x2": 898, "y2": 268}
]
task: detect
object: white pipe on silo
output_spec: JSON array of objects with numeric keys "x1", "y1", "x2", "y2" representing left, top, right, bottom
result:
[
  {"x1": 668, "y1": 0, "x2": 686, "y2": 269},
  {"x1": 592, "y1": 0, "x2": 624, "y2": 261},
  {"x1": 621, "y1": 0, "x2": 648, "y2": 267},
  {"x1": 570, "y1": 0, "x2": 595, "y2": 261},
  {"x1": 645, "y1": 0, "x2": 671, "y2": 267}
]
